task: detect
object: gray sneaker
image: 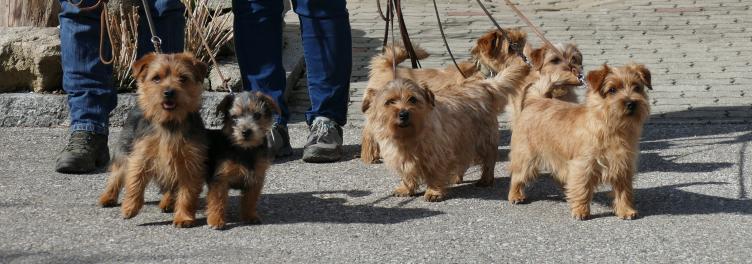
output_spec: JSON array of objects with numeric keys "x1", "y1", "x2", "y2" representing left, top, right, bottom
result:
[
  {"x1": 302, "y1": 116, "x2": 343, "y2": 163},
  {"x1": 55, "y1": 131, "x2": 110, "y2": 174},
  {"x1": 268, "y1": 123, "x2": 292, "y2": 158}
]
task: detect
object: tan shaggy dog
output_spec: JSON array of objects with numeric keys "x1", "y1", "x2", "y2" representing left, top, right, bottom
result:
[
  {"x1": 360, "y1": 28, "x2": 528, "y2": 164},
  {"x1": 508, "y1": 63, "x2": 652, "y2": 220},
  {"x1": 98, "y1": 53, "x2": 208, "y2": 228},
  {"x1": 366, "y1": 60, "x2": 529, "y2": 202},
  {"x1": 522, "y1": 42, "x2": 584, "y2": 103}
]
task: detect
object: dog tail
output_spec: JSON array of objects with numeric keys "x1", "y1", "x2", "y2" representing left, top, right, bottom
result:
[
  {"x1": 372, "y1": 42, "x2": 430, "y2": 71},
  {"x1": 522, "y1": 72, "x2": 581, "y2": 107}
]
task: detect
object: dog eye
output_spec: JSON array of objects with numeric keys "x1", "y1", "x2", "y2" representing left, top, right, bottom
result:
[
  {"x1": 632, "y1": 85, "x2": 642, "y2": 92},
  {"x1": 252, "y1": 113, "x2": 261, "y2": 120},
  {"x1": 408, "y1": 96, "x2": 418, "y2": 104},
  {"x1": 151, "y1": 76, "x2": 161, "y2": 83},
  {"x1": 385, "y1": 99, "x2": 396, "y2": 105},
  {"x1": 178, "y1": 75, "x2": 189, "y2": 83},
  {"x1": 550, "y1": 58, "x2": 561, "y2": 64},
  {"x1": 607, "y1": 87, "x2": 617, "y2": 95}
]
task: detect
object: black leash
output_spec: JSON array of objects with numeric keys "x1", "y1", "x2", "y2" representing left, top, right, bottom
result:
[
  {"x1": 140, "y1": 0, "x2": 162, "y2": 53},
  {"x1": 432, "y1": 0, "x2": 467, "y2": 79}
]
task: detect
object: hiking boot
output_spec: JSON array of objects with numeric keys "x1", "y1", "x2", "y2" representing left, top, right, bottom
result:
[
  {"x1": 302, "y1": 116, "x2": 343, "y2": 163},
  {"x1": 268, "y1": 123, "x2": 293, "y2": 158},
  {"x1": 55, "y1": 131, "x2": 110, "y2": 174}
]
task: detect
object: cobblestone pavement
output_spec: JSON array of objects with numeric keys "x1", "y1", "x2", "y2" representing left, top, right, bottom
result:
[{"x1": 287, "y1": 0, "x2": 751, "y2": 126}]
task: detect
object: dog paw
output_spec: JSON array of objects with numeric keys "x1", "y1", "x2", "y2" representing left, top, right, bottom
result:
[
  {"x1": 393, "y1": 187, "x2": 415, "y2": 197},
  {"x1": 571, "y1": 209, "x2": 590, "y2": 221},
  {"x1": 423, "y1": 190, "x2": 445, "y2": 202},
  {"x1": 475, "y1": 178, "x2": 494, "y2": 187},
  {"x1": 173, "y1": 218, "x2": 196, "y2": 228},
  {"x1": 158, "y1": 203, "x2": 174, "y2": 213},
  {"x1": 616, "y1": 209, "x2": 638, "y2": 220},
  {"x1": 121, "y1": 205, "x2": 140, "y2": 219},
  {"x1": 508, "y1": 194, "x2": 526, "y2": 204},
  {"x1": 242, "y1": 213, "x2": 262, "y2": 225},
  {"x1": 98, "y1": 196, "x2": 118, "y2": 208},
  {"x1": 207, "y1": 217, "x2": 226, "y2": 230}
]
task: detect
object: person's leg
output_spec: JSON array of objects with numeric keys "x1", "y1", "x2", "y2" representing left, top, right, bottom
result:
[
  {"x1": 294, "y1": 0, "x2": 352, "y2": 162},
  {"x1": 137, "y1": 0, "x2": 185, "y2": 56},
  {"x1": 56, "y1": 0, "x2": 115, "y2": 173},
  {"x1": 232, "y1": 0, "x2": 292, "y2": 157}
]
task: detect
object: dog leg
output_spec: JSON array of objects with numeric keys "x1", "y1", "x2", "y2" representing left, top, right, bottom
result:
[
  {"x1": 424, "y1": 186, "x2": 447, "y2": 202},
  {"x1": 99, "y1": 159, "x2": 125, "y2": 207},
  {"x1": 158, "y1": 191, "x2": 175, "y2": 213},
  {"x1": 206, "y1": 181, "x2": 229, "y2": 229},
  {"x1": 173, "y1": 179, "x2": 201, "y2": 228},
  {"x1": 508, "y1": 152, "x2": 536, "y2": 204},
  {"x1": 241, "y1": 163, "x2": 268, "y2": 225},
  {"x1": 393, "y1": 177, "x2": 418, "y2": 197},
  {"x1": 612, "y1": 172, "x2": 638, "y2": 220},
  {"x1": 120, "y1": 158, "x2": 148, "y2": 219},
  {"x1": 565, "y1": 162, "x2": 595, "y2": 220},
  {"x1": 360, "y1": 129, "x2": 380, "y2": 164},
  {"x1": 476, "y1": 153, "x2": 496, "y2": 187}
]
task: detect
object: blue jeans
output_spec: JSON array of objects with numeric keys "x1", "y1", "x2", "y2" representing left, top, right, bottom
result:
[
  {"x1": 59, "y1": 0, "x2": 185, "y2": 135},
  {"x1": 233, "y1": 0, "x2": 352, "y2": 126}
]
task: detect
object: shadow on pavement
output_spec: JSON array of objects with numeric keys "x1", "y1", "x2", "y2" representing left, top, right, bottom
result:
[{"x1": 138, "y1": 189, "x2": 443, "y2": 228}]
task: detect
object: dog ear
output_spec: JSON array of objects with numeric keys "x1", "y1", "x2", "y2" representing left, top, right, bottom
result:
[
  {"x1": 632, "y1": 64, "x2": 652, "y2": 90},
  {"x1": 132, "y1": 53, "x2": 157, "y2": 81},
  {"x1": 255, "y1": 91, "x2": 282, "y2": 116},
  {"x1": 529, "y1": 46, "x2": 547, "y2": 70},
  {"x1": 361, "y1": 88, "x2": 376, "y2": 113},
  {"x1": 180, "y1": 52, "x2": 208, "y2": 81},
  {"x1": 420, "y1": 85, "x2": 435, "y2": 107},
  {"x1": 586, "y1": 64, "x2": 611, "y2": 93},
  {"x1": 216, "y1": 93, "x2": 234, "y2": 118},
  {"x1": 473, "y1": 30, "x2": 497, "y2": 57}
]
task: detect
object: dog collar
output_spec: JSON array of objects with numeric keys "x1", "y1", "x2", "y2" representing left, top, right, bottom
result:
[{"x1": 473, "y1": 58, "x2": 497, "y2": 78}]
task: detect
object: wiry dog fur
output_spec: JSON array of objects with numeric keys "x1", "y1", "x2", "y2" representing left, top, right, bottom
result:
[
  {"x1": 98, "y1": 52, "x2": 208, "y2": 228},
  {"x1": 508, "y1": 63, "x2": 652, "y2": 220},
  {"x1": 366, "y1": 60, "x2": 529, "y2": 202},
  {"x1": 204, "y1": 91, "x2": 279, "y2": 229},
  {"x1": 360, "y1": 28, "x2": 528, "y2": 164},
  {"x1": 523, "y1": 42, "x2": 584, "y2": 102}
]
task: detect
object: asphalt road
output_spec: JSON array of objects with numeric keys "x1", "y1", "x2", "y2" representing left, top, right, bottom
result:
[{"x1": 1, "y1": 124, "x2": 751, "y2": 263}]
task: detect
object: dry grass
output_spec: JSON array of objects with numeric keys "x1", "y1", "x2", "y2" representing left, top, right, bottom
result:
[{"x1": 106, "y1": 0, "x2": 233, "y2": 91}]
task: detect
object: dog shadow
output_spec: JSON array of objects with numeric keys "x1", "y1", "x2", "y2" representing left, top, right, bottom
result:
[{"x1": 139, "y1": 189, "x2": 443, "y2": 229}]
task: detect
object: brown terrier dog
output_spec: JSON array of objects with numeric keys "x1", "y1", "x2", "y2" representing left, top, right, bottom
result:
[
  {"x1": 523, "y1": 42, "x2": 584, "y2": 103},
  {"x1": 360, "y1": 28, "x2": 528, "y2": 164},
  {"x1": 508, "y1": 63, "x2": 652, "y2": 220},
  {"x1": 205, "y1": 91, "x2": 279, "y2": 229},
  {"x1": 366, "y1": 60, "x2": 529, "y2": 202},
  {"x1": 98, "y1": 52, "x2": 208, "y2": 228}
]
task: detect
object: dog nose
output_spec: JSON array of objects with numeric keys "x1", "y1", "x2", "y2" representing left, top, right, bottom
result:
[
  {"x1": 398, "y1": 110, "x2": 410, "y2": 121},
  {"x1": 163, "y1": 89, "x2": 175, "y2": 98},
  {"x1": 625, "y1": 101, "x2": 636, "y2": 112},
  {"x1": 242, "y1": 129, "x2": 252, "y2": 138}
]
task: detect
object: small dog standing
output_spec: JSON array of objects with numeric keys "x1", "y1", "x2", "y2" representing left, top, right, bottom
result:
[
  {"x1": 508, "y1": 63, "x2": 652, "y2": 220},
  {"x1": 98, "y1": 53, "x2": 208, "y2": 228},
  {"x1": 204, "y1": 91, "x2": 279, "y2": 229},
  {"x1": 366, "y1": 60, "x2": 529, "y2": 202}
]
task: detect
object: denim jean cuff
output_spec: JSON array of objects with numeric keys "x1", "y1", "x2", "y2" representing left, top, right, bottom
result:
[{"x1": 70, "y1": 122, "x2": 109, "y2": 135}]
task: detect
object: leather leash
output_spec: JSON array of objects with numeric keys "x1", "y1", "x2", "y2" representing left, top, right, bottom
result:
[
  {"x1": 68, "y1": 0, "x2": 115, "y2": 64},
  {"x1": 500, "y1": 0, "x2": 564, "y2": 58},
  {"x1": 432, "y1": 0, "x2": 467, "y2": 78}
]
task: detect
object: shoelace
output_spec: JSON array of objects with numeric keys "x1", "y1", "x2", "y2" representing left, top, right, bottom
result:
[{"x1": 311, "y1": 119, "x2": 336, "y2": 143}]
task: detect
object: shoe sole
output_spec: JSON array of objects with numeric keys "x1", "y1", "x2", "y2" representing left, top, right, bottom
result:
[{"x1": 302, "y1": 147, "x2": 342, "y2": 163}]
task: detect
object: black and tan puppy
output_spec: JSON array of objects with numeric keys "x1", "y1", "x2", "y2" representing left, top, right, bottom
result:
[
  {"x1": 205, "y1": 91, "x2": 279, "y2": 229},
  {"x1": 98, "y1": 52, "x2": 208, "y2": 228}
]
